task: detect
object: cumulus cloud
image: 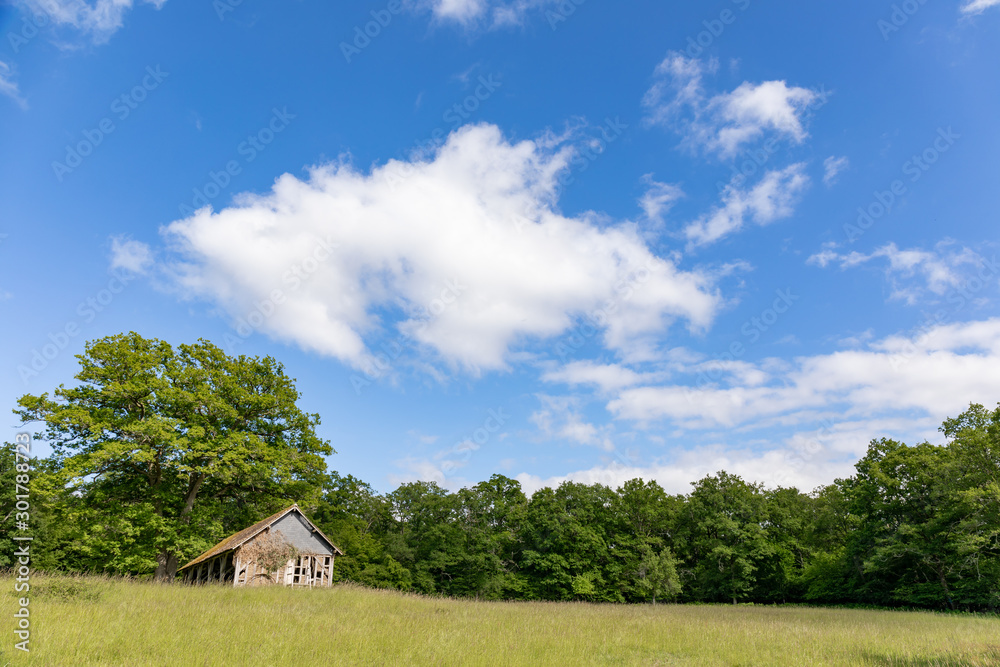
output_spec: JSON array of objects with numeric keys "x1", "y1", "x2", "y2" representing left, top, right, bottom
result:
[
  {"x1": 0, "y1": 60, "x2": 27, "y2": 109},
  {"x1": 413, "y1": 0, "x2": 562, "y2": 29},
  {"x1": 514, "y1": 414, "x2": 933, "y2": 495},
  {"x1": 607, "y1": 318, "x2": 1000, "y2": 429},
  {"x1": 643, "y1": 53, "x2": 822, "y2": 158},
  {"x1": 683, "y1": 163, "x2": 809, "y2": 247},
  {"x1": 20, "y1": 0, "x2": 166, "y2": 42},
  {"x1": 961, "y1": 0, "x2": 1000, "y2": 14},
  {"x1": 530, "y1": 394, "x2": 614, "y2": 451},
  {"x1": 808, "y1": 241, "x2": 995, "y2": 304},
  {"x1": 822, "y1": 155, "x2": 849, "y2": 186},
  {"x1": 109, "y1": 235, "x2": 154, "y2": 274},
  {"x1": 157, "y1": 124, "x2": 721, "y2": 375}
]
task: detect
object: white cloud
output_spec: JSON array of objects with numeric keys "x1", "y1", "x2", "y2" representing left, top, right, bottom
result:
[
  {"x1": 157, "y1": 124, "x2": 721, "y2": 375},
  {"x1": 414, "y1": 0, "x2": 561, "y2": 29},
  {"x1": 20, "y1": 0, "x2": 166, "y2": 42},
  {"x1": 514, "y1": 413, "x2": 935, "y2": 495},
  {"x1": 0, "y1": 61, "x2": 27, "y2": 109},
  {"x1": 808, "y1": 241, "x2": 994, "y2": 304},
  {"x1": 607, "y1": 318, "x2": 1000, "y2": 429},
  {"x1": 643, "y1": 53, "x2": 822, "y2": 158},
  {"x1": 542, "y1": 361, "x2": 655, "y2": 393},
  {"x1": 109, "y1": 235, "x2": 153, "y2": 274},
  {"x1": 638, "y1": 175, "x2": 684, "y2": 224},
  {"x1": 823, "y1": 155, "x2": 849, "y2": 187},
  {"x1": 530, "y1": 394, "x2": 614, "y2": 451},
  {"x1": 683, "y1": 163, "x2": 809, "y2": 247},
  {"x1": 961, "y1": 0, "x2": 1000, "y2": 14}
]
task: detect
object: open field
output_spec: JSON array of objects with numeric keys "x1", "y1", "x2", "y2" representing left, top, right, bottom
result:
[{"x1": 2, "y1": 574, "x2": 998, "y2": 666}]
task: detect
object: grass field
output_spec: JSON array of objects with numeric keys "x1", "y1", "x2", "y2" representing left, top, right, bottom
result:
[{"x1": 1, "y1": 574, "x2": 998, "y2": 666}]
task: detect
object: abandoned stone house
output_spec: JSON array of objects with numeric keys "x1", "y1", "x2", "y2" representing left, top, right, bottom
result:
[{"x1": 178, "y1": 504, "x2": 344, "y2": 587}]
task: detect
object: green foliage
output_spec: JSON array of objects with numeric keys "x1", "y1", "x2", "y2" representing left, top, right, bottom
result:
[
  {"x1": 14, "y1": 332, "x2": 332, "y2": 580},
  {"x1": 9, "y1": 337, "x2": 999, "y2": 612}
]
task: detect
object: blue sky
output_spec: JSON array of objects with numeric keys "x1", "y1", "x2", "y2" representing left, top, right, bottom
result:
[{"x1": 2, "y1": 0, "x2": 999, "y2": 495}]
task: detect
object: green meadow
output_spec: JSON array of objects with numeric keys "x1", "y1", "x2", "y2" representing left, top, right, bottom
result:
[{"x1": 2, "y1": 573, "x2": 997, "y2": 666}]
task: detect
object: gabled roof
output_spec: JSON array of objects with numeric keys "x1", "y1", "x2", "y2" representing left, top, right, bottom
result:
[{"x1": 179, "y1": 504, "x2": 344, "y2": 571}]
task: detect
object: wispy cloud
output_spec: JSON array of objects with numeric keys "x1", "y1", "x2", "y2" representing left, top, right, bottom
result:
[
  {"x1": 808, "y1": 241, "x2": 993, "y2": 304},
  {"x1": 643, "y1": 53, "x2": 822, "y2": 159},
  {"x1": 607, "y1": 318, "x2": 1000, "y2": 430},
  {"x1": 20, "y1": 0, "x2": 167, "y2": 42},
  {"x1": 961, "y1": 0, "x2": 1000, "y2": 14},
  {"x1": 413, "y1": 0, "x2": 563, "y2": 29},
  {"x1": 822, "y1": 155, "x2": 849, "y2": 187},
  {"x1": 0, "y1": 60, "x2": 27, "y2": 109},
  {"x1": 638, "y1": 175, "x2": 684, "y2": 224},
  {"x1": 683, "y1": 163, "x2": 809, "y2": 248}
]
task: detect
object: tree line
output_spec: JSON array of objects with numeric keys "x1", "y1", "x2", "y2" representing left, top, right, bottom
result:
[{"x1": 3, "y1": 333, "x2": 998, "y2": 611}]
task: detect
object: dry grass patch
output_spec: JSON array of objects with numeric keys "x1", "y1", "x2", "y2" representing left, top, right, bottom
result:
[{"x1": 1, "y1": 573, "x2": 997, "y2": 666}]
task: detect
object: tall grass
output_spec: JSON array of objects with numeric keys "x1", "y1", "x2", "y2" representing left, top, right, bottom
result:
[{"x1": 2, "y1": 572, "x2": 998, "y2": 666}]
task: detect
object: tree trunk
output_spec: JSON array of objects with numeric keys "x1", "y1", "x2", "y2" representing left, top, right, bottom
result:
[
  {"x1": 937, "y1": 569, "x2": 956, "y2": 611},
  {"x1": 154, "y1": 552, "x2": 178, "y2": 583}
]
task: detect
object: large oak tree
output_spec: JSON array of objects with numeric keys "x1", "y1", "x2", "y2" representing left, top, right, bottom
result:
[{"x1": 16, "y1": 332, "x2": 332, "y2": 581}]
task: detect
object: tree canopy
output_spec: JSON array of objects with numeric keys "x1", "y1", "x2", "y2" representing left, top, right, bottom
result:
[
  {"x1": 15, "y1": 332, "x2": 332, "y2": 580},
  {"x1": 8, "y1": 333, "x2": 999, "y2": 610}
]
